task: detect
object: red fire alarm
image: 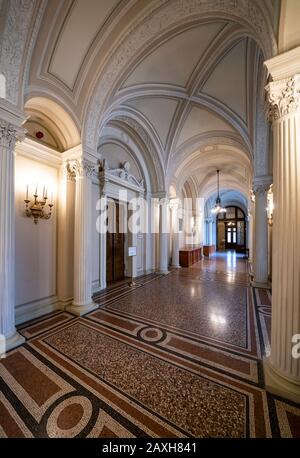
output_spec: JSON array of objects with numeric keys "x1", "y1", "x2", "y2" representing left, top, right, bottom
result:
[{"x1": 36, "y1": 131, "x2": 44, "y2": 139}]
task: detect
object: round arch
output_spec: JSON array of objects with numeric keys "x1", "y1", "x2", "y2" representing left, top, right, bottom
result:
[
  {"x1": 24, "y1": 97, "x2": 81, "y2": 151},
  {"x1": 82, "y1": 0, "x2": 277, "y2": 151}
]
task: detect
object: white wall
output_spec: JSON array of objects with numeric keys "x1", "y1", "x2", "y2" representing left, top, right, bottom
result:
[{"x1": 15, "y1": 154, "x2": 58, "y2": 323}]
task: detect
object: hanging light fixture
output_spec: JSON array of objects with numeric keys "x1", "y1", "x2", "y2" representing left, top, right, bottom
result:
[{"x1": 211, "y1": 170, "x2": 226, "y2": 214}]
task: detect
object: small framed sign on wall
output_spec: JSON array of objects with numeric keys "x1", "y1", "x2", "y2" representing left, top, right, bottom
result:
[{"x1": 128, "y1": 246, "x2": 137, "y2": 257}]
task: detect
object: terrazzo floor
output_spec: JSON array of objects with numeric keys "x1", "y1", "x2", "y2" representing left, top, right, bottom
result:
[{"x1": 1, "y1": 251, "x2": 299, "y2": 438}]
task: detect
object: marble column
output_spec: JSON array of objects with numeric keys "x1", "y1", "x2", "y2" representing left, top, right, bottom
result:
[
  {"x1": 263, "y1": 71, "x2": 300, "y2": 403},
  {"x1": 158, "y1": 197, "x2": 169, "y2": 274},
  {"x1": 170, "y1": 199, "x2": 180, "y2": 268},
  {"x1": 252, "y1": 181, "x2": 270, "y2": 288},
  {"x1": 0, "y1": 119, "x2": 25, "y2": 353},
  {"x1": 66, "y1": 159, "x2": 98, "y2": 316}
]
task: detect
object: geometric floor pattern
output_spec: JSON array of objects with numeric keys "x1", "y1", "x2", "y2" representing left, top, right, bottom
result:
[{"x1": 1, "y1": 252, "x2": 299, "y2": 437}]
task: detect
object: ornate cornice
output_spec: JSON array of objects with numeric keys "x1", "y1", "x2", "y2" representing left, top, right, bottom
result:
[
  {"x1": 266, "y1": 75, "x2": 300, "y2": 122},
  {"x1": 0, "y1": 0, "x2": 35, "y2": 105},
  {"x1": 67, "y1": 158, "x2": 95, "y2": 179},
  {"x1": 252, "y1": 183, "x2": 270, "y2": 197},
  {"x1": 0, "y1": 119, "x2": 25, "y2": 149}
]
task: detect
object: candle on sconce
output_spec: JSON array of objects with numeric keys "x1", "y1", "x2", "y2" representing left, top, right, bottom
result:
[
  {"x1": 51, "y1": 192, "x2": 53, "y2": 205},
  {"x1": 35, "y1": 184, "x2": 38, "y2": 196},
  {"x1": 45, "y1": 188, "x2": 48, "y2": 199},
  {"x1": 43, "y1": 186, "x2": 45, "y2": 199},
  {"x1": 26, "y1": 185, "x2": 28, "y2": 200}
]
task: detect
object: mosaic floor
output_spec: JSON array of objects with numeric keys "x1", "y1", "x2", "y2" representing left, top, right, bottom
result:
[{"x1": 1, "y1": 252, "x2": 300, "y2": 438}]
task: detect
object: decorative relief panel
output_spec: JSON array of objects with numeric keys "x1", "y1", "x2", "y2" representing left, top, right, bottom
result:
[
  {"x1": 266, "y1": 75, "x2": 300, "y2": 122},
  {"x1": 99, "y1": 159, "x2": 144, "y2": 189},
  {"x1": 0, "y1": 119, "x2": 25, "y2": 149},
  {"x1": 0, "y1": 0, "x2": 35, "y2": 105},
  {"x1": 67, "y1": 158, "x2": 95, "y2": 179}
]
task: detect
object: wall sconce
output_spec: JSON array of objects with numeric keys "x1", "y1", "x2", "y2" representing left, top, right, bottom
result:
[{"x1": 24, "y1": 185, "x2": 54, "y2": 224}]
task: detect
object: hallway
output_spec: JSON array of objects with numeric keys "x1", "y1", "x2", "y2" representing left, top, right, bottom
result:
[{"x1": 0, "y1": 252, "x2": 299, "y2": 438}]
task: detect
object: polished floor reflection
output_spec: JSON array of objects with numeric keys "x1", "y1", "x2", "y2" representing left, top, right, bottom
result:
[{"x1": 0, "y1": 251, "x2": 299, "y2": 437}]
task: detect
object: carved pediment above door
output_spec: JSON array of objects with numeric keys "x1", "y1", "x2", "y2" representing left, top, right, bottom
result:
[{"x1": 99, "y1": 159, "x2": 145, "y2": 193}]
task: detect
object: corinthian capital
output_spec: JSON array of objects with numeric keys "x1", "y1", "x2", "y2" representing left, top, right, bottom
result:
[
  {"x1": 67, "y1": 158, "x2": 95, "y2": 179},
  {"x1": 0, "y1": 119, "x2": 25, "y2": 149},
  {"x1": 253, "y1": 183, "x2": 270, "y2": 197},
  {"x1": 266, "y1": 74, "x2": 300, "y2": 122}
]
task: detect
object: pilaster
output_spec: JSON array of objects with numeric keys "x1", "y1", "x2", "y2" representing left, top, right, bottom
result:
[{"x1": 66, "y1": 158, "x2": 98, "y2": 316}]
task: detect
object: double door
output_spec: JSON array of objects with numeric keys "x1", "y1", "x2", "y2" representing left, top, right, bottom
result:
[{"x1": 225, "y1": 223, "x2": 237, "y2": 249}]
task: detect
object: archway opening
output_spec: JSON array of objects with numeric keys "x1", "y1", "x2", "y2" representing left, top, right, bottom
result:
[{"x1": 217, "y1": 206, "x2": 246, "y2": 253}]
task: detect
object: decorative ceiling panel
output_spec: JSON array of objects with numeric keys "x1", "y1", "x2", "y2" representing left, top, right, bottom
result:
[
  {"x1": 202, "y1": 39, "x2": 247, "y2": 122},
  {"x1": 49, "y1": 0, "x2": 120, "y2": 88},
  {"x1": 123, "y1": 22, "x2": 225, "y2": 88},
  {"x1": 176, "y1": 106, "x2": 234, "y2": 148},
  {"x1": 125, "y1": 97, "x2": 178, "y2": 147}
]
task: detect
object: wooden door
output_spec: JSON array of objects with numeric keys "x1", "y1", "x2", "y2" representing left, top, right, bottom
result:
[{"x1": 106, "y1": 201, "x2": 125, "y2": 283}]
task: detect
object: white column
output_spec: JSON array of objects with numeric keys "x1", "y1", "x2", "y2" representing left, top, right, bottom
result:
[
  {"x1": 99, "y1": 178, "x2": 108, "y2": 290},
  {"x1": 145, "y1": 193, "x2": 153, "y2": 274},
  {"x1": 170, "y1": 199, "x2": 180, "y2": 268},
  {"x1": 158, "y1": 197, "x2": 169, "y2": 274},
  {"x1": 0, "y1": 119, "x2": 25, "y2": 353},
  {"x1": 57, "y1": 163, "x2": 75, "y2": 309},
  {"x1": 247, "y1": 201, "x2": 255, "y2": 263},
  {"x1": 66, "y1": 159, "x2": 97, "y2": 316},
  {"x1": 252, "y1": 180, "x2": 270, "y2": 288},
  {"x1": 208, "y1": 219, "x2": 213, "y2": 245},
  {"x1": 128, "y1": 205, "x2": 138, "y2": 279},
  {"x1": 263, "y1": 71, "x2": 300, "y2": 403}
]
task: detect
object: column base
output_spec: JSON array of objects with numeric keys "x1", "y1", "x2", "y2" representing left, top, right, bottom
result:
[
  {"x1": 251, "y1": 280, "x2": 271, "y2": 289},
  {"x1": 156, "y1": 270, "x2": 170, "y2": 275},
  {"x1": 2, "y1": 331, "x2": 25, "y2": 356},
  {"x1": 170, "y1": 264, "x2": 181, "y2": 269},
  {"x1": 66, "y1": 302, "x2": 98, "y2": 317},
  {"x1": 263, "y1": 357, "x2": 300, "y2": 404}
]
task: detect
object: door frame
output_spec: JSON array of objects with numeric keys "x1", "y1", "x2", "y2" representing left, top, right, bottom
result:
[{"x1": 216, "y1": 206, "x2": 246, "y2": 252}]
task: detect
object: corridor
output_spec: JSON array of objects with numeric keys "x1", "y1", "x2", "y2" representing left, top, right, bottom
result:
[{"x1": 0, "y1": 252, "x2": 299, "y2": 438}]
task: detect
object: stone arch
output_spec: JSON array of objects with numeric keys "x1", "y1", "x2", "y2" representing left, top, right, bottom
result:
[
  {"x1": 82, "y1": 0, "x2": 277, "y2": 152},
  {"x1": 24, "y1": 96, "x2": 81, "y2": 151},
  {"x1": 100, "y1": 110, "x2": 166, "y2": 193}
]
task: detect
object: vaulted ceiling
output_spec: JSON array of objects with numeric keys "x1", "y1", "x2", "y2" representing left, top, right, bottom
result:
[
  {"x1": 24, "y1": 0, "x2": 279, "y2": 203},
  {"x1": 108, "y1": 20, "x2": 258, "y2": 200}
]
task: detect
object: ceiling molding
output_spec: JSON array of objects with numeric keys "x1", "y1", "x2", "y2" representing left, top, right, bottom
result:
[{"x1": 83, "y1": 0, "x2": 277, "y2": 150}]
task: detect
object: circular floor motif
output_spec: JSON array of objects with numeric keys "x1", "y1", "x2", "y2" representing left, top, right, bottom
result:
[
  {"x1": 139, "y1": 327, "x2": 165, "y2": 343},
  {"x1": 46, "y1": 396, "x2": 93, "y2": 438}
]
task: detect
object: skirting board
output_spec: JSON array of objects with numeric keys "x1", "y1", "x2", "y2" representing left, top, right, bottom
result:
[
  {"x1": 92, "y1": 281, "x2": 105, "y2": 294},
  {"x1": 15, "y1": 296, "x2": 73, "y2": 325},
  {"x1": 92, "y1": 270, "x2": 156, "y2": 294}
]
